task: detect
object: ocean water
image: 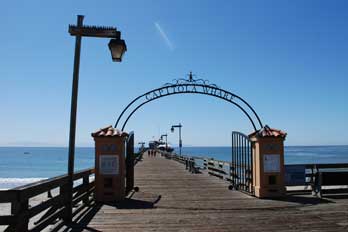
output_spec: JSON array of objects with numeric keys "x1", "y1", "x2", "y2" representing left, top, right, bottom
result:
[
  {"x1": 0, "y1": 147, "x2": 94, "y2": 189},
  {"x1": 178, "y1": 146, "x2": 348, "y2": 164},
  {"x1": 0, "y1": 146, "x2": 347, "y2": 189}
]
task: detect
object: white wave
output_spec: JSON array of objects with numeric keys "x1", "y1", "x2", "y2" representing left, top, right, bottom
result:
[
  {"x1": 0, "y1": 175, "x2": 95, "y2": 190},
  {"x1": 0, "y1": 178, "x2": 47, "y2": 190}
]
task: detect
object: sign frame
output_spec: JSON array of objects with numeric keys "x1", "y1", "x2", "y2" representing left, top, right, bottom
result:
[
  {"x1": 263, "y1": 154, "x2": 280, "y2": 173},
  {"x1": 99, "y1": 155, "x2": 119, "y2": 175}
]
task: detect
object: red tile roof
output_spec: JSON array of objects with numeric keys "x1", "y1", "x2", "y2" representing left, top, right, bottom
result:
[
  {"x1": 91, "y1": 125, "x2": 128, "y2": 137},
  {"x1": 249, "y1": 125, "x2": 287, "y2": 139}
]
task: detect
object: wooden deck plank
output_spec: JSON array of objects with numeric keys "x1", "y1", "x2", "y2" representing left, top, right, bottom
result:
[{"x1": 68, "y1": 152, "x2": 348, "y2": 232}]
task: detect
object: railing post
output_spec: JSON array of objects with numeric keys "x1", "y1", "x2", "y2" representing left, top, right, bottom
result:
[
  {"x1": 190, "y1": 159, "x2": 194, "y2": 173},
  {"x1": 311, "y1": 166, "x2": 316, "y2": 196},
  {"x1": 317, "y1": 172, "x2": 322, "y2": 198},
  {"x1": 83, "y1": 175, "x2": 90, "y2": 205},
  {"x1": 9, "y1": 191, "x2": 29, "y2": 232},
  {"x1": 189, "y1": 159, "x2": 193, "y2": 173},
  {"x1": 60, "y1": 181, "x2": 71, "y2": 223}
]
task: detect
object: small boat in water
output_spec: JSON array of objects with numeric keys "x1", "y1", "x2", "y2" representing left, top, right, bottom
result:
[{"x1": 24, "y1": 152, "x2": 30, "y2": 154}]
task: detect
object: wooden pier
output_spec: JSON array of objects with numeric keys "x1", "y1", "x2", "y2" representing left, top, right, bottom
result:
[
  {"x1": 1, "y1": 151, "x2": 348, "y2": 231},
  {"x1": 66, "y1": 152, "x2": 348, "y2": 232}
]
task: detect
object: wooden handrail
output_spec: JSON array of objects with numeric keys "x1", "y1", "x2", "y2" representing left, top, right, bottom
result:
[
  {"x1": 0, "y1": 167, "x2": 95, "y2": 231},
  {"x1": 73, "y1": 168, "x2": 95, "y2": 180},
  {"x1": 286, "y1": 163, "x2": 348, "y2": 169},
  {"x1": 0, "y1": 190, "x2": 19, "y2": 203}
]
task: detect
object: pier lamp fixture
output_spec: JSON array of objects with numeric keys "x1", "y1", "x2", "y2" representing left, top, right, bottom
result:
[
  {"x1": 138, "y1": 142, "x2": 146, "y2": 152},
  {"x1": 108, "y1": 39, "x2": 127, "y2": 61},
  {"x1": 67, "y1": 15, "x2": 127, "y2": 222},
  {"x1": 171, "y1": 124, "x2": 183, "y2": 156},
  {"x1": 138, "y1": 142, "x2": 145, "y2": 146},
  {"x1": 161, "y1": 134, "x2": 168, "y2": 150}
]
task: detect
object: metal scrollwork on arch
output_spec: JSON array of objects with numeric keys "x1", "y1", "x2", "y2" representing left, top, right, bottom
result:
[
  {"x1": 115, "y1": 72, "x2": 263, "y2": 131},
  {"x1": 163, "y1": 72, "x2": 220, "y2": 88}
]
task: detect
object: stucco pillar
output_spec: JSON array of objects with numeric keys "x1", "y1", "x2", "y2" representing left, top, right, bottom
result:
[
  {"x1": 249, "y1": 126, "x2": 287, "y2": 198},
  {"x1": 92, "y1": 126, "x2": 128, "y2": 202}
]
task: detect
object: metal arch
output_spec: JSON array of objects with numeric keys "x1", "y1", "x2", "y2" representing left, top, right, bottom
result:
[
  {"x1": 115, "y1": 84, "x2": 263, "y2": 131},
  {"x1": 120, "y1": 90, "x2": 259, "y2": 132}
]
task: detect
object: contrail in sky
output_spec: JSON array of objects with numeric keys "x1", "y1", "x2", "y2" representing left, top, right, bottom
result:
[{"x1": 154, "y1": 22, "x2": 174, "y2": 51}]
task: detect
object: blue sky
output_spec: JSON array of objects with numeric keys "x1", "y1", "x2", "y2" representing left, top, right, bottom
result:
[{"x1": 1, "y1": 0, "x2": 347, "y2": 146}]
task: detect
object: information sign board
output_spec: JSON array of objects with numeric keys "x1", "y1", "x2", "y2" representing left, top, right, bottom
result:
[
  {"x1": 100, "y1": 155, "x2": 119, "y2": 175},
  {"x1": 263, "y1": 154, "x2": 280, "y2": 173}
]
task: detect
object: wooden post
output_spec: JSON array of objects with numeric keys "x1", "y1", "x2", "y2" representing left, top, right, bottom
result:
[
  {"x1": 60, "y1": 182, "x2": 71, "y2": 223},
  {"x1": 83, "y1": 175, "x2": 90, "y2": 205},
  {"x1": 10, "y1": 191, "x2": 29, "y2": 232}
]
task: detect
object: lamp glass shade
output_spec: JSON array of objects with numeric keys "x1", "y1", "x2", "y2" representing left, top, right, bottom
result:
[{"x1": 108, "y1": 39, "x2": 127, "y2": 62}]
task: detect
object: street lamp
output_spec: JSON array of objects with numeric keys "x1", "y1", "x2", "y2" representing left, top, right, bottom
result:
[
  {"x1": 138, "y1": 142, "x2": 145, "y2": 152},
  {"x1": 161, "y1": 134, "x2": 168, "y2": 150},
  {"x1": 66, "y1": 15, "x2": 126, "y2": 222},
  {"x1": 108, "y1": 39, "x2": 127, "y2": 61},
  {"x1": 138, "y1": 142, "x2": 145, "y2": 147},
  {"x1": 171, "y1": 124, "x2": 182, "y2": 156}
]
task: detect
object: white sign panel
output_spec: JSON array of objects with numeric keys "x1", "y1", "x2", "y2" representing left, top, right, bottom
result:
[
  {"x1": 100, "y1": 155, "x2": 119, "y2": 175},
  {"x1": 263, "y1": 154, "x2": 280, "y2": 173}
]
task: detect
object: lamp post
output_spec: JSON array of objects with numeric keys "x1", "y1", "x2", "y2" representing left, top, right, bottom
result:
[
  {"x1": 138, "y1": 142, "x2": 145, "y2": 152},
  {"x1": 171, "y1": 124, "x2": 182, "y2": 156},
  {"x1": 66, "y1": 15, "x2": 126, "y2": 222},
  {"x1": 161, "y1": 134, "x2": 168, "y2": 150}
]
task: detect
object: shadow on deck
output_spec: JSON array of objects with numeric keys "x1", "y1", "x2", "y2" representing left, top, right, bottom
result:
[
  {"x1": 58, "y1": 191, "x2": 162, "y2": 232},
  {"x1": 57, "y1": 192, "x2": 346, "y2": 232}
]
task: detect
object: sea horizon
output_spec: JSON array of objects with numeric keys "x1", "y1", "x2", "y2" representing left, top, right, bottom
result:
[
  {"x1": 0, "y1": 145, "x2": 347, "y2": 190},
  {"x1": 0, "y1": 144, "x2": 348, "y2": 148}
]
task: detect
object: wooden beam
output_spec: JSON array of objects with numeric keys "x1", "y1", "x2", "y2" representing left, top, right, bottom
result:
[{"x1": 69, "y1": 25, "x2": 121, "y2": 39}]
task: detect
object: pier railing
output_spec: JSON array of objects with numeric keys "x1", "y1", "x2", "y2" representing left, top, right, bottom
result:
[
  {"x1": 163, "y1": 152, "x2": 231, "y2": 180},
  {"x1": 0, "y1": 168, "x2": 95, "y2": 231},
  {"x1": 285, "y1": 163, "x2": 348, "y2": 197},
  {"x1": 165, "y1": 152, "x2": 348, "y2": 197},
  {"x1": 0, "y1": 149, "x2": 145, "y2": 232}
]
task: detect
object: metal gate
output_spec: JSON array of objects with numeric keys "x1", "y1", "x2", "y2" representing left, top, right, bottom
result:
[
  {"x1": 126, "y1": 131, "x2": 134, "y2": 194},
  {"x1": 231, "y1": 131, "x2": 254, "y2": 195}
]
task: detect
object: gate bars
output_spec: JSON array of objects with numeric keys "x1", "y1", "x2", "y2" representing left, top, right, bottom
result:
[
  {"x1": 231, "y1": 131, "x2": 254, "y2": 195},
  {"x1": 126, "y1": 131, "x2": 135, "y2": 194}
]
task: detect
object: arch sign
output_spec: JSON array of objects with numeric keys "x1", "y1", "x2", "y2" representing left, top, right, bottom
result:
[{"x1": 115, "y1": 72, "x2": 263, "y2": 131}]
